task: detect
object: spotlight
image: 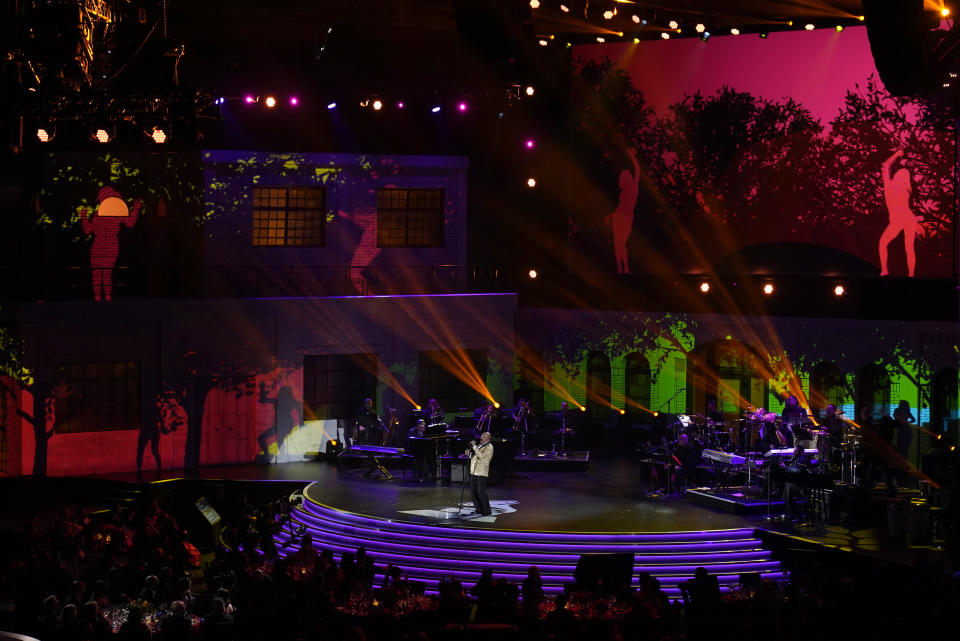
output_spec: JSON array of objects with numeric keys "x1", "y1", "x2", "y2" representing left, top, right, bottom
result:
[
  {"x1": 560, "y1": 4, "x2": 569, "y2": 12},
  {"x1": 603, "y1": 10, "x2": 614, "y2": 20},
  {"x1": 653, "y1": 411, "x2": 659, "y2": 417},
  {"x1": 327, "y1": 102, "x2": 337, "y2": 109},
  {"x1": 943, "y1": 8, "x2": 951, "y2": 17},
  {"x1": 94, "y1": 128, "x2": 111, "y2": 143},
  {"x1": 762, "y1": 282, "x2": 775, "y2": 295},
  {"x1": 668, "y1": 20, "x2": 679, "y2": 29},
  {"x1": 528, "y1": 269, "x2": 538, "y2": 279},
  {"x1": 397, "y1": 101, "x2": 405, "y2": 109},
  {"x1": 539, "y1": 39, "x2": 548, "y2": 46},
  {"x1": 620, "y1": 409, "x2": 626, "y2": 415},
  {"x1": 858, "y1": 15, "x2": 864, "y2": 21},
  {"x1": 835, "y1": 25, "x2": 844, "y2": 32},
  {"x1": 529, "y1": 0, "x2": 539, "y2": 7},
  {"x1": 36, "y1": 128, "x2": 52, "y2": 143},
  {"x1": 525, "y1": 85, "x2": 535, "y2": 96},
  {"x1": 759, "y1": 31, "x2": 768, "y2": 38},
  {"x1": 149, "y1": 127, "x2": 167, "y2": 144},
  {"x1": 833, "y1": 284, "x2": 846, "y2": 296},
  {"x1": 596, "y1": 36, "x2": 606, "y2": 43},
  {"x1": 265, "y1": 96, "x2": 277, "y2": 108},
  {"x1": 526, "y1": 177, "x2": 536, "y2": 188},
  {"x1": 632, "y1": 15, "x2": 640, "y2": 23},
  {"x1": 289, "y1": 96, "x2": 299, "y2": 106},
  {"x1": 431, "y1": 105, "x2": 441, "y2": 113},
  {"x1": 244, "y1": 95, "x2": 256, "y2": 104},
  {"x1": 216, "y1": 97, "x2": 225, "y2": 104},
  {"x1": 524, "y1": 138, "x2": 535, "y2": 149},
  {"x1": 699, "y1": 281, "x2": 710, "y2": 293},
  {"x1": 373, "y1": 99, "x2": 383, "y2": 111},
  {"x1": 633, "y1": 37, "x2": 640, "y2": 43},
  {"x1": 695, "y1": 23, "x2": 706, "y2": 33},
  {"x1": 457, "y1": 101, "x2": 468, "y2": 112},
  {"x1": 494, "y1": 402, "x2": 501, "y2": 409},
  {"x1": 660, "y1": 32, "x2": 670, "y2": 39},
  {"x1": 580, "y1": 406, "x2": 586, "y2": 412},
  {"x1": 731, "y1": 27, "x2": 740, "y2": 35},
  {"x1": 805, "y1": 23, "x2": 815, "y2": 30}
]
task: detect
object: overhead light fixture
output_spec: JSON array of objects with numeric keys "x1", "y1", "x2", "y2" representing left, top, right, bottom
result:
[
  {"x1": 526, "y1": 177, "x2": 537, "y2": 188},
  {"x1": 264, "y1": 96, "x2": 277, "y2": 108},
  {"x1": 833, "y1": 284, "x2": 846, "y2": 297},
  {"x1": 149, "y1": 127, "x2": 167, "y2": 144},
  {"x1": 762, "y1": 282, "x2": 775, "y2": 295},
  {"x1": 525, "y1": 85, "x2": 535, "y2": 96},
  {"x1": 372, "y1": 99, "x2": 383, "y2": 111},
  {"x1": 528, "y1": 269, "x2": 538, "y2": 279},
  {"x1": 699, "y1": 281, "x2": 710, "y2": 293}
]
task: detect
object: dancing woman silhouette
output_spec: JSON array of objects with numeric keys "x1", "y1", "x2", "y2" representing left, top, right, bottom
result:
[
  {"x1": 605, "y1": 148, "x2": 641, "y2": 274},
  {"x1": 878, "y1": 148, "x2": 924, "y2": 277}
]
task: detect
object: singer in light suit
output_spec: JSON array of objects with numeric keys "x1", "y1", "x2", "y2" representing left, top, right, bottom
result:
[{"x1": 466, "y1": 431, "x2": 494, "y2": 516}]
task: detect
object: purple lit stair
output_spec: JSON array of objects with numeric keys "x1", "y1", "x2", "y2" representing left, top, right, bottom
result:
[{"x1": 274, "y1": 491, "x2": 784, "y2": 597}]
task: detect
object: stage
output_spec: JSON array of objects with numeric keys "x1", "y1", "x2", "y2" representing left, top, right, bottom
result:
[{"x1": 64, "y1": 451, "x2": 953, "y2": 595}]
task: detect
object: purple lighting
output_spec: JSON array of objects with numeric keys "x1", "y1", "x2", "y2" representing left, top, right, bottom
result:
[
  {"x1": 289, "y1": 96, "x2": 299, "y2": 106},
  {"x1": 244, "y1": 95, "x2": 255, "y2": 104},
  {"x1": 326, "y1": 102, "x2": 337, "y2": 109},
  {"x1": 458, "y1": 101, "x2": 468, "y2": 112},
  {"x1": 525, "y1": 138, "x2": 535, "y2": 149},
  {"x1": 397, "y1": 101, "x2": 405, "y2": 109}
]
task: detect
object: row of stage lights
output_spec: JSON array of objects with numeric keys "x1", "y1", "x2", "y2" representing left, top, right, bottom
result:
[
  {"x1": 35, "y1": 125, "x2": 171, "y2": 145},
  {"x1": 237, "y1": 86, "x2": 537, "y2": 114},
  {"x1": 526, "y1": 269, "x2": 849, "y2": 299},
  {"x1": 32, "y1": 85, "x2": 542, "y2": 145},
  {"x1": 528, "y1": 1, "x2": 952, "y2": 44}
]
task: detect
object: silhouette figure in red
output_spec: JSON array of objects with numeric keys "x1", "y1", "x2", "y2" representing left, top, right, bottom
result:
[
  {"x1": 604, "y1": 148, "x2": 641, "y2": 274},
  {"x1": 879, "y1": 148, "x2": 924, "y2": 277},
  {"x1": 80, "y1": 186, "x2": 141, "y2": 300}
]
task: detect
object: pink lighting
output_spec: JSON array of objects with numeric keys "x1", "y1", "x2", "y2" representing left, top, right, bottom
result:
[
  {"x1": 244, "y1": 95, "x2": 255, "y2": 104},
  {"x1": 397, "y1": 101, "x2": 405, "y2": 109},
  {"x1": 525, "y1": 138, "x2": 535, "y2": 149},
  {"x1": 458, "y1": 102, "x2": 468, "y2": 112},
  {"x1": 289, "y1": 96, "x2": 299, "y2": 106}
]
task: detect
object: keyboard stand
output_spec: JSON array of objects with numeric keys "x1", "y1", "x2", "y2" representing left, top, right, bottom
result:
[{"x1": 363, "y1": 453, "x2": 393, "y2": 480}]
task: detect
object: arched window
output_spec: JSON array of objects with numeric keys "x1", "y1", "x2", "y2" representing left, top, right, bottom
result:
[
  {"x1": 624, "y1": 352, "x2": 651, "y2": 421},
  {"x1": 810, "y1": 361, "x2": 845, "y2": 412},
  {"x1": 586, "y1": 351, "x2": 611, "y2": 421},
  {"x1": 856, "y1": 364, "x2": 890, "y2": 421}
]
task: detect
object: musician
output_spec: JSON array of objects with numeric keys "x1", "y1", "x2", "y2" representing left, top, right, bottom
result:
[
  {"x1": 427, "y1": 398, "x2": 445, "y2": 424},
  {"x1": 759, "y1": 416, "x2": 793, "y2": 452},
  {"x1": 821, "y1": 405, "x2": 845, "y2": 444},
  {"x1": 407, "y1": 419, "x2": 433, "y2": 481},
  {"x1": 782, "y1": 445, "x2": 811, "y2": 522},
  {"x1": 781, "y1": 395, "x2": 810, "y2": 442},
  {"x1": 356, "y1": 398, "x2": 381, "y2": 445},
  {"x1": 667, "y1": 433, "x2": 700, "y2": 493},
  {"x1": 465, "y1": 432, "x2": 494, "y2": 516},
  {"x1": 511, "y1": 399, "x2": 534, "y2": 432},
  {"x1": 474, "y1": 404, "x2": 495, "y2": 439}
]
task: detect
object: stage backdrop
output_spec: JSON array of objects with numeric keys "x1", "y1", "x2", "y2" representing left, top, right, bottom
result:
[{"x1": 570, "y1": 27, "x2": 956, "y2": 278}]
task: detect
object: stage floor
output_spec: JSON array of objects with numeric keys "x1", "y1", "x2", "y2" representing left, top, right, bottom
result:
[{"x1": 305, "y1": 454, "x2": 750, "y2": 532}]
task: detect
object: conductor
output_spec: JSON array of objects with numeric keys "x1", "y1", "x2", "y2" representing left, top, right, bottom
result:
[{"x1": 465, "y1": 432, "x2": 494, "y2": 516}]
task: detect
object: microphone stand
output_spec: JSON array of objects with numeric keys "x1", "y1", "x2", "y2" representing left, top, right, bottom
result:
[{"x1": 457, "y1": 447, "x2": 473, "y2": 514}]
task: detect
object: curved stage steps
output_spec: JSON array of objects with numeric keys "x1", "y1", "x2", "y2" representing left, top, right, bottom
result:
[{"x1": 274, "y1": 486, "x2": 784, "y2": 597}]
